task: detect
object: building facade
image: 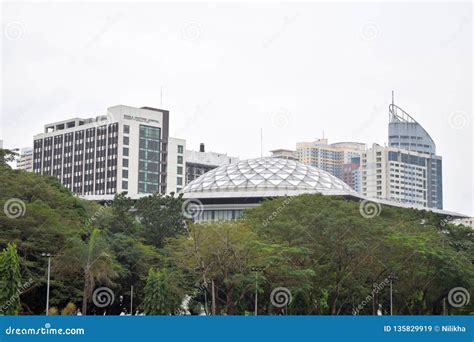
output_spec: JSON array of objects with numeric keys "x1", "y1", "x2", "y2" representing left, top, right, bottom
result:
[
  {"x1": 269, "y1": 149, "x2": 298, "y2": 161},
  {"x1": 361, "y1": 144, "x2": 437, "y2": 208},
  {"x1": 185, "y1": 143, "x2": 239, "y2": 184},
  {"x1": 387, "y1": 102, "x2": 443, "y2": 209},
  {"x1": 296, "y1": 139, "x2": 365, "y2": 191},
  {"x1": 16, "y1": 147, "x2": 33, "y2": 172},
  {"x1": 33, "y1": 105, "x2": 185, "y2": 198}
]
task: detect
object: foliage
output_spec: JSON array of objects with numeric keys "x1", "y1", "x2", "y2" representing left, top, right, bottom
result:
[
  {"x1": 1, "y1": 155, "x2": 473, "y2": 315},
  {"x1": 0, "y1": 243, "x2": 22, "y2": 315},
  {"x1": 143, "y1": 268, "x2": 184, "y2": 315}
]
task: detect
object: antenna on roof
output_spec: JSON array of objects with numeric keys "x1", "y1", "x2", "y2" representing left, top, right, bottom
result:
[
  {"x1": 160, "y1": 87, "x2": 163, "y2": 108},
  {"x1": 260, "y1": 128, "x2": 263, "y2": 158}
]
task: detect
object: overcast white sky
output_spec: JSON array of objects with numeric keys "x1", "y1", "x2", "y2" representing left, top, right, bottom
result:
[{"x1": 1, "y1": 1, "x2": 472, "y2": 215}]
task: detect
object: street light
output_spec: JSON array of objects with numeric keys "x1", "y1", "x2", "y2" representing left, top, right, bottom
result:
[
  {"x1": 388, "y1": 274, "x2": 398, "y2": 316},
  {"x1": 251, "y1": 267, "x2": 264, "y2": 316},
  {"x1": 41, "y1": 253, "x2": 53, "y2": 316}
]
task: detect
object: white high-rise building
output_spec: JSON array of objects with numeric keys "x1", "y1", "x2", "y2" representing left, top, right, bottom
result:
[
  {"x1": 360, "y1": 144, "x2": 434, "y2": 207},
  {"x1": 296, "y1": 139, "x2": 365, "y2": 191},
  {"x1": 16, "y1": 147, "x2": 33, "y2": 172},
  {"x1": 33, "y1": 105, "x2": 185, "y2": 198}
]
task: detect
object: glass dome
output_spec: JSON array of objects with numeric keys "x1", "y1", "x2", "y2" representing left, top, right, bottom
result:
[{"x1": 182, "y1": 157, "x2": 356, "y2": 198}]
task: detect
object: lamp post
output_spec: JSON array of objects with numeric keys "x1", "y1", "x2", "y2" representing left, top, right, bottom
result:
[
  {"x1": 251, "y1": 267, "x2": 264, "y2": 316},
  {"x1": 41, "y1": 253, "x2": 52, "y2": 316},
  {"x1": 388, "y1": 274, "x2": 398, "y2": 316}
]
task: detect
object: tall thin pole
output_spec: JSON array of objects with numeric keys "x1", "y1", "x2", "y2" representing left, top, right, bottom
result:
[
  {"x1": 260, "y1": 128, "x2": 263, "y2": 158},
  {"x1": 390, "y1": 279, "x2": 393, "y2": 316},
  {"x1": 392, "y1": 90, "x2": 394, "y2": 106},
  {"x1": 211, "y1": 280, "x2": 216, "y2": 315},
  {"x1": 254, "y1": 272, "x2": 258, "y2": 316},
  {"x1": 161, "y1": 87, "x2": 163, "y2": 108},
  {"x1": 46, "y1": 256, "x2": 51, "y2": 316},
  {"x1": 130, "y1": 286, "x2": 133, "y2": 315}
]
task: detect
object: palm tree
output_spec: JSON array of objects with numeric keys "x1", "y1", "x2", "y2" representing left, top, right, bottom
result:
[{"x1": 59, "y1": 228, "x2": 118, "y2": 315}]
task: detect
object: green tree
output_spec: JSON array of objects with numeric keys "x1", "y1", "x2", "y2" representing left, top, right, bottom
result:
[
  {"x1": 58, "y1": 228, "x2": 119, "y2": 315},
  {"x1": 161, "y1": 221, "x2": 313, "y2": 315},
  {"x1": 136, "y1": 193, "x2": 186, "y2": 248},
  {"x1": 143, "y1": 268, "x2": 183, "y2": 315},
  {"x1": 0, "y1": 243, "x2": 22, "y2": 315}
]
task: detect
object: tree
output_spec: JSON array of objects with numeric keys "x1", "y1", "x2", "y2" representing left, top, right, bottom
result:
[
  {"x1": 0, "y1": 149, "x2": 18, "y2": 169},
  {"x1": 136, "y1": 193, "x2": 186, "y2": 248},
  {"x1": 161, "y1": 221, "x2": 313, "y2": 315},
  {"x1": 143, "y1": 268, "x2": 183, "y2": 315},
  {"x1": 58, "y1": 228, "x2": 119, "y2": 315},
  {"x1": 0, "y1": 243, "x2": 22, "y2": 315}
]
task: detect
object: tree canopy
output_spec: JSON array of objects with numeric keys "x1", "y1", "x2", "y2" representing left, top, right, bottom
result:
[{"x1": 1, "y1": 148, "x2": 473, "y2": 315}]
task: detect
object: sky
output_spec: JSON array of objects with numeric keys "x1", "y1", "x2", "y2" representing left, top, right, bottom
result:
[{"x1": 1, "y1": 1, "x2": 472, "y2": 215}]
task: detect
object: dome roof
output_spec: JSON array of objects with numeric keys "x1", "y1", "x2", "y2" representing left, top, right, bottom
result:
[{"x1": 182, "y1": 157, "x2": 356, "y2": 199}]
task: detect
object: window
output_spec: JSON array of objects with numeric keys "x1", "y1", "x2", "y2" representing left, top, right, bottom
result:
[
  {"x1": 123, "y1": 147, "x2": 129, "y2": 156},
  {"x1": 123, "y1": 158, "x2": 129, "y2": 167},
  {"x1": 178, "y1": 145, "x2": 184, "y2": 154},
  {"x1": 138, "y1": 125, "x2": 161, "y2": 194},
  {"x1": 177, "y1": 166, "x2": 183, "y2": 175},
  {"x1": 122, "y1": 181, "x2": 128, "y2": 190},
  {"x1": 122, "y1": 170, "x2": 128, "y2": 178},
  {"x1": 177, "y1": 177, "x2": 183, "y2": 186},
  {"x1": 124, "y1": 125, "x2": 130, "y2": 134},
  {"x1": 123, "y1": 136, "x2": 129, "y2": 145},
  {"x1": 177, "y1": 155, "x2": 183, "y2": 164}
]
